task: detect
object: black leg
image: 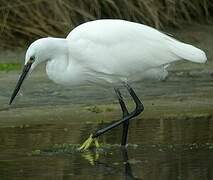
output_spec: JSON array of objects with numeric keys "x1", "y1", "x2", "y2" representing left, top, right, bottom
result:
[
  {"x1": 121, "y1": 148, "x2": 135, "y2": 180},
  {"x1": 125, "y1": 83, "x2": 144, "y2": 117},
  {"x1": 114, "y1": 88, "x2": 130, "y2": 146},
  {"x1": 122, "y1": 121, "x2": 129, "y2": 146},
  {"x1": 114, "y1": 88, "x2": 129, "y2": 116},
  {"x1": 92, "y1": 84, "x2": 144, "y2": 140}
]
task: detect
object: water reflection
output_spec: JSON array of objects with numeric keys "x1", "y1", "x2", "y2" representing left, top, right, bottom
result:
[
  {"x1": 121, "y1": 148, "x2": 140, "y2": 180},
  {"x1": 81, "y1": 148, "x2": 140, "y2": 179},
  {"x1": 0, "y1": 116, "x2": 213, "y2": 179}
]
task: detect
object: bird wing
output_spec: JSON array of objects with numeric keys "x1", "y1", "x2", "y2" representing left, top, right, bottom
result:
[{"x1": 66, "y1": 20, "x2": 206, "y2": 79}]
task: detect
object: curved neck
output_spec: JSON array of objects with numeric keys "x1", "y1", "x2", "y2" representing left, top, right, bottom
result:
[
  {"x1": 45, "y1": 38, "x2": 70, "y2": 84},
  {"x1": 42, "y1": 38, "x2": 69, "y2": 61}
]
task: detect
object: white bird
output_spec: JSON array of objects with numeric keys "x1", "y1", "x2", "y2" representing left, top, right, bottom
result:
[{"x1": 10, "y1": 19, "x2": 207, "y2": 149}]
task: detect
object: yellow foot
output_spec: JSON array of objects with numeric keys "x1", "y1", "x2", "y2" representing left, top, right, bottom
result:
[{"x1": 78, "y1": 134, "x2": 100, "y2": 151}]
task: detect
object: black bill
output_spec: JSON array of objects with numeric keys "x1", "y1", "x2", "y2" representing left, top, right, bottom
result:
[{"x1": 9, "y1": 62, "x2": 32, "y2": 105}]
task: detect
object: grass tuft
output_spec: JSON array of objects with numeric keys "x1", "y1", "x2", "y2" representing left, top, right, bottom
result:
[{"x1": 0, "y1": 0, "x2": 212, "y2": 48}]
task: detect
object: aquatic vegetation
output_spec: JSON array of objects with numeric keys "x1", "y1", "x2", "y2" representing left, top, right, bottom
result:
[
  {"x1": 30, "y1": 142, "x2": 213, "y2": 156},
  {"x1": 30, "y1": 143, "x2": 120, "y2": 156},
  {"x1": 31, "y1": 149, "x2": 41, "y2": 156},
  {"x1": 86, "y1": 105, "x2": 115, "y2": 113},
  {"x1": 105, "y1": 107, "x2": 114, "y2": 112},
  {"x1": 31, "y1": 144, "x2": 80, "y2": 155},
  {"x1": 86, "y1": 106, "x2": 103, "y2": 113}
]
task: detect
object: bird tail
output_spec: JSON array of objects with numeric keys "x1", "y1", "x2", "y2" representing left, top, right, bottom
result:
[{"x1": 168, "y1": 38, "x2": 207, "y2": 63}]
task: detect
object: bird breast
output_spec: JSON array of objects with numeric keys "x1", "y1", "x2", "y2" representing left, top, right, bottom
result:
[{"x1": 46, "y1": 57, "x2": 96, "y2": 86}]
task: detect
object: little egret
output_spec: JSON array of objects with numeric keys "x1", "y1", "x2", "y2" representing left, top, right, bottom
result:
[{"x1": 10, "y1": 19, "x2": 207, "y2": 149}]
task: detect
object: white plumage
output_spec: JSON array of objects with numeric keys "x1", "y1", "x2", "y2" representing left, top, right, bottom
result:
[{"x1": 26, "y1": 19, "x2": 207, "y2": 86}]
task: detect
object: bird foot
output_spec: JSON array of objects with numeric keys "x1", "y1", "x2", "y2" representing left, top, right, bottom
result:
[{"x1": 78, "y1": 134, "x2": 100, "y2": 151}]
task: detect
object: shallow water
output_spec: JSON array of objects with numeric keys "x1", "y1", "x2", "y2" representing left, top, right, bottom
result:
[{"x1": 1, "y1": 114, "x2": 213, "y2": 180}]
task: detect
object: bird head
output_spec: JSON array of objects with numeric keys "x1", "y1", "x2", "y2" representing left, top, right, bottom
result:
[{"x1": 9, "y1": 37, "x2": 62, "y2": 105}]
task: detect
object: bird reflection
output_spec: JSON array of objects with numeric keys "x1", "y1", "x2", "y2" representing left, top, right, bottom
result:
[
  {"x1": 121, "y1": 148, "x2": 141, "y2": 180},
  {"x1": 81, "y1": 147, "x2": 141, "y2": 180},
  {"x1": 122, "y1": 148, "x2": 134, "y2": 179}
]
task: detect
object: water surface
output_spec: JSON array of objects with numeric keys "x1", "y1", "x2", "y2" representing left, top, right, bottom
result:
[{"x1": 1, "y1": 115, "x2": 213, "y2": 180}]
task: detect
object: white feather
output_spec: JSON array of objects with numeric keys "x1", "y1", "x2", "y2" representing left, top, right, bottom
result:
[{"x1": 25, "y1": 19, "x2": 207, "y2": 86}]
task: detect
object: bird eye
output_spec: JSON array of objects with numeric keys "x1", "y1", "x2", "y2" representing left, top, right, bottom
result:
[{"x1": 29, "y1": 56, "x2": 35, "y2": 63}]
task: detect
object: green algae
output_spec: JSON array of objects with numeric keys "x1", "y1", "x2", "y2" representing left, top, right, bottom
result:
[
  {"x1": 86, "y1": 106, "x2": 103, "y2": 113},
  {"x1": 30, "y1": 143, "x2": 120, "y2": 155},
  {"x1": 0, "y1": 63, "x2": 21, "y2": 71},
  {"x1": 30, "y1": 142, "x2": 213, "y2": 156}
]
